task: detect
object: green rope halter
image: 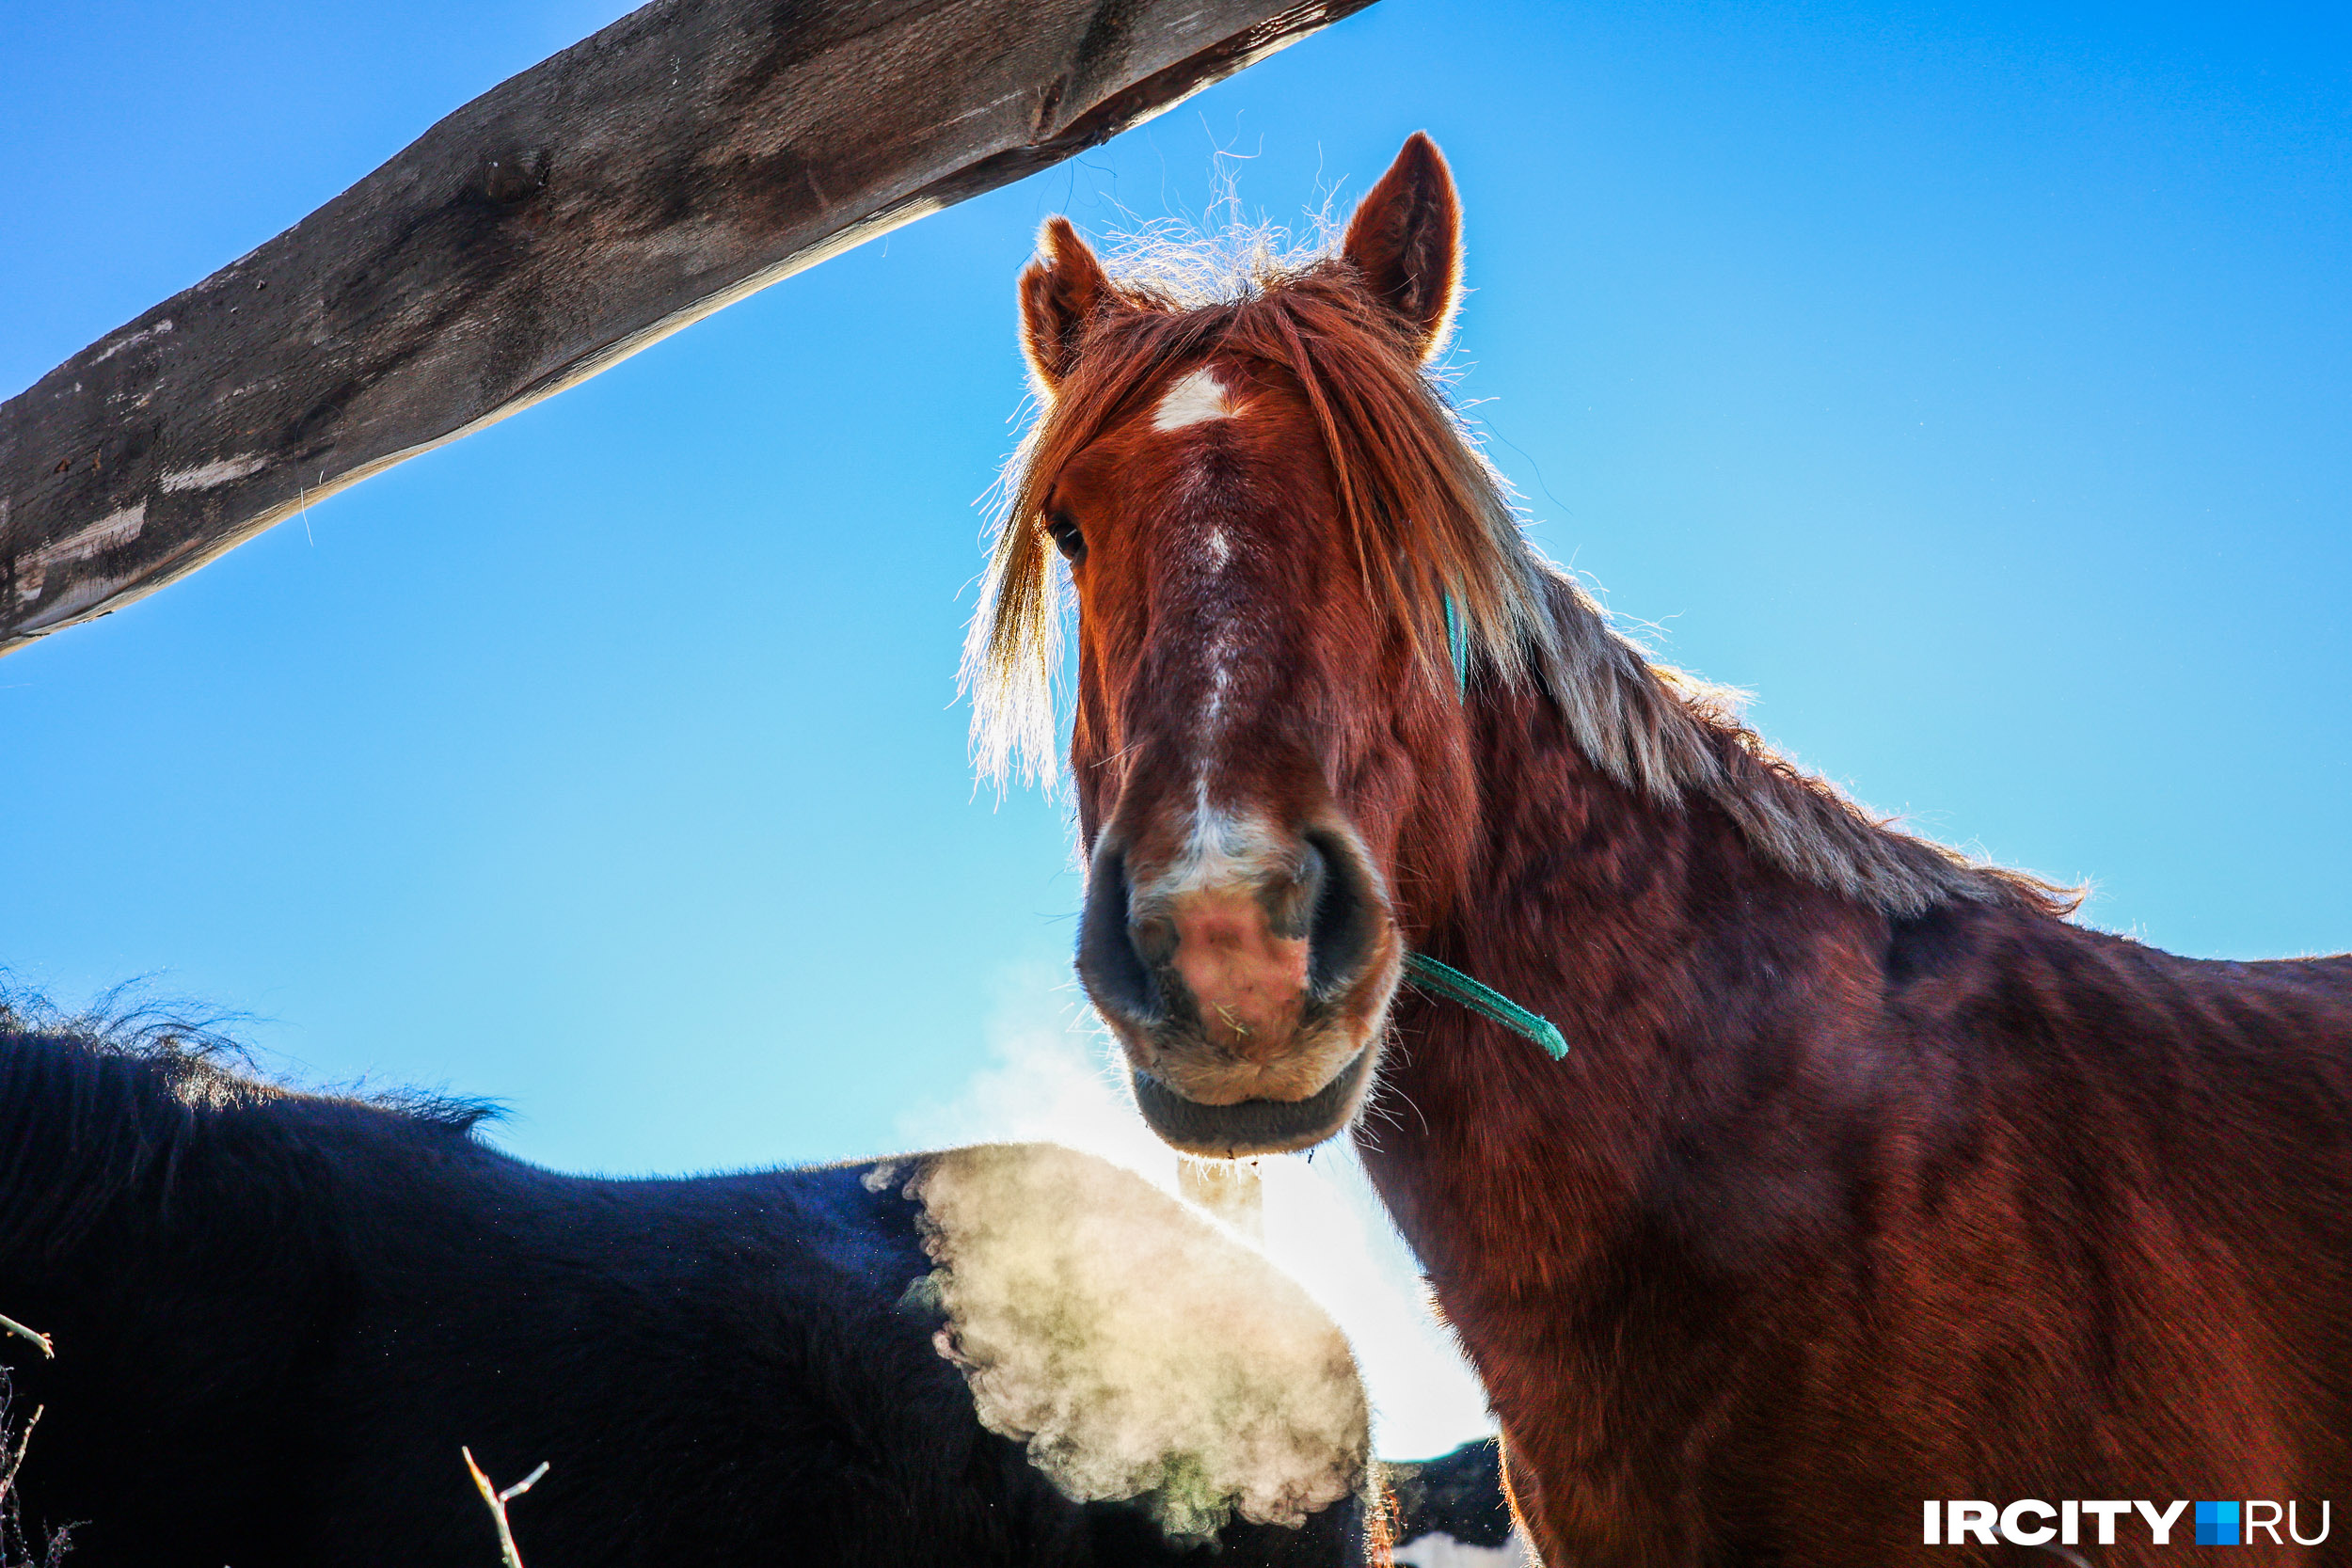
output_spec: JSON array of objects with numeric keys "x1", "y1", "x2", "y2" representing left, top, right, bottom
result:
[
  {"x1": 1404, "y1": 594, "x2": 1570, "y2": 1061},
  {"x1": 1403, "y1": 952, "x2": 1569, "y2": 1060}
]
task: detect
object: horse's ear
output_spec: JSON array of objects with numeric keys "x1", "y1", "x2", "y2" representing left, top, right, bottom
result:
[
  {"x1": 1020, "y1": 217, "x2": 1113, "y2": 392},
  {"x1": 1341, "y1": 132, "x2": 1463, "y2": 359}
]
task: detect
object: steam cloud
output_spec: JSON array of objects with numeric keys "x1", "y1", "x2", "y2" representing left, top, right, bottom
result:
[{"x1": 899, "y1": 1142, "x2": 1371, "y2": 1540}]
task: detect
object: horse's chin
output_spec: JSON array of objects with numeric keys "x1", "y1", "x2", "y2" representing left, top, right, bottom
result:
[{"x1": 1129, "y1": 1046, "x2": 1378, "y2": 1157}]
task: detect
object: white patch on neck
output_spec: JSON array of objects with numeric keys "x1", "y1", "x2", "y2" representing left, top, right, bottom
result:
[
  {"x1": 1152, "y1": 366, "x2": 1235, "y2": 432},
  {"x1": 1392, "y1": 1531, "x2": 1535, "y2": 1568}
]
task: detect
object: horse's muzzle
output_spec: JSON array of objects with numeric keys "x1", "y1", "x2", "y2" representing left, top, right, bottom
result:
[{"x1": 1077, "y1": 824, "x2": 1399, "y2": 1155}]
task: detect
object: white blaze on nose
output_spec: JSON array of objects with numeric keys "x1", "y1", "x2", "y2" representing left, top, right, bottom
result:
[
  {"x1": 1152, "y1": 367, "x2": 1236, "y2": 432},
  {"x1": 1165, "y1": 792, "x2": 1290, "y2": 899},
  {"x1": 1201, "y1": 626, "x2": 1239, "y2": 732}
]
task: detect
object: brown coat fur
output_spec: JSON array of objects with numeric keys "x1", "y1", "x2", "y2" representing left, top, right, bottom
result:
[{"x1": 1376, "y1": 632, "x2": 2352, "y2": 1563}]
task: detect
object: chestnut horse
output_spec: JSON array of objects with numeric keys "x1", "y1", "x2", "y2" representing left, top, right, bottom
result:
[{"x1": 968, "y1": 134, "x2": 2352, "y2": 1565}]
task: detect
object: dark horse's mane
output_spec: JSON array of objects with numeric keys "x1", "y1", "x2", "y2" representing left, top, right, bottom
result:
[
  {"x1": 0, "y1": 993, "x2": 488, "y2": 1259},
  {"x1": 969, "y1": 243, "x2": 2077, "y2": 920}
]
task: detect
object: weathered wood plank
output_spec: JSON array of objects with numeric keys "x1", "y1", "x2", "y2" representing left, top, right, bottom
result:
[{"x1": 1, "y1": 0, "x2": 1375, "y2": 655}]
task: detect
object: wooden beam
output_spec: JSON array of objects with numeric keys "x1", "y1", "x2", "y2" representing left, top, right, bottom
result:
[{"x1": 0, "y1": 0, "x2": 1375, "y2": 655}]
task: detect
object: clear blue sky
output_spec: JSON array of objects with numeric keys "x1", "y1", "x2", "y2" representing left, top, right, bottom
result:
[{"x1": 6, "y1": 2, "x2": 2346, "y2": 1186}]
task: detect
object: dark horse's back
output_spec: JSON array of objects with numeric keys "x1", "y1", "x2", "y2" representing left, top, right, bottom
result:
[{"x1": 0, "y1": 1027, "x2": 1367, "y2": 1566}]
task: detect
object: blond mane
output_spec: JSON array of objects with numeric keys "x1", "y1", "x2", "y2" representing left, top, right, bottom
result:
[{"x1": 966, "y1": 243, "x2": 2074, "y2": 919}]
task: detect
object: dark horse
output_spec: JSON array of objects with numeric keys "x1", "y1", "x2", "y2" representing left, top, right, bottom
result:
[
  {"x1": 969, "y1": 133, "x2": 2352, "y2": 1564},
  {"x1": 0, "y1": 1010, "x2": 1377, "y2": 1566}
]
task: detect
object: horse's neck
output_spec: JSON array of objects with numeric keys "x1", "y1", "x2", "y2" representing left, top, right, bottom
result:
[{"x1": 1361, "y1": 680, "x2": 1880, "y2": 1291}]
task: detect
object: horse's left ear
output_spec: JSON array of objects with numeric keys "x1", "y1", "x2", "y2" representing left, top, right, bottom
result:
[
  {"x1": 1020, "y1": 217, "x2": 1114, "y2": 393},
  {"x1": 1342, "y1": 132, "x2": 1463, "y2": 359}
]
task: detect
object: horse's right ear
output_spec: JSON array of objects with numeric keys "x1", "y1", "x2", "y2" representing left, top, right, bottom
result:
[
  {"x1": 1342, "y1": 132, "x2": 1463, "y2": 359},
  {"x1": 1020, "y1": 217, "x2": 1112, "y2": 393}
]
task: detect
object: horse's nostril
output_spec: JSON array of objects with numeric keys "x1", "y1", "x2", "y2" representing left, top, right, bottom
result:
[
  {"x1": 1304, "y1": 832, "x2": 1379, "y2": 997},
  {"x1": 1078, "y1": 844, "x2": 1162, "y2": 1024}
]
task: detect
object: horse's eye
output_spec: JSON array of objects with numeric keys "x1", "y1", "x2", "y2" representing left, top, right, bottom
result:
[{"x1": 1045, "y1": 511, "x2": 1086, "y2": 563}]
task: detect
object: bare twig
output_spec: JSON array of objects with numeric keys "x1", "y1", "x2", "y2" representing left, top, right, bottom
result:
[
  {"x1": 0, "y1": 1404, "x2": 40, "y2": 1506},
  {"x1": 462, "y1": 1447, "x2": 548, "y2": 1568},
  {"x1": 0, "y1": 1379, "x2": 66, "y2": 1568},
  {"x1": 0, "y1": 1320, "x2": 47, "y2": 1362}
]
